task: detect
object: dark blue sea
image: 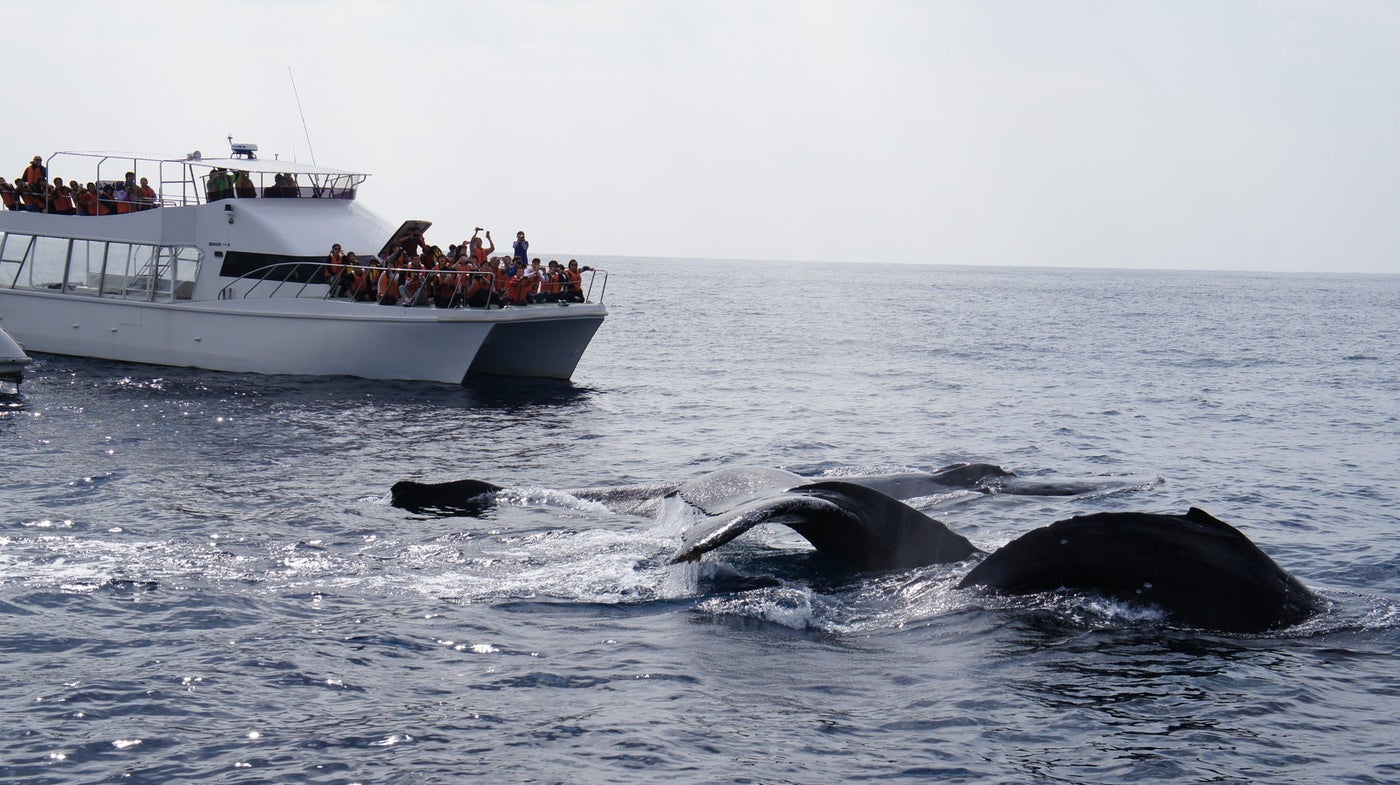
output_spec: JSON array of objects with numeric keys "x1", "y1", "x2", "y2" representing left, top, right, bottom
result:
[{"x1": 2, "y1": 259, "x2": 1398, "y2": 784}]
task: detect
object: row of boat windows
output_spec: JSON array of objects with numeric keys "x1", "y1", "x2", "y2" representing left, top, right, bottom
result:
[
  {"x1": 0, "y1": 231, "x2": 201, "y2": 301},
  {"x1": 203, "y1": 171, "x2": 365, "y2": 203}
]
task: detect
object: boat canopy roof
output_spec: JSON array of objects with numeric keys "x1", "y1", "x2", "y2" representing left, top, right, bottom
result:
[{"x1": 48, "y1": 150, "x2": 368, "y2": 178}]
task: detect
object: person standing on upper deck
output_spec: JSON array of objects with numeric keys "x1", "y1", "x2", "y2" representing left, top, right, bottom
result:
[
  {"x1": 512, "y1": 231, "x2": 529, "y2": 268},
  {"x1": 137, "y1": 177, "x2": 157, "y2": 210},
  {"x1": 21, "y1": 156, "x2": 45, "y2": 186}
]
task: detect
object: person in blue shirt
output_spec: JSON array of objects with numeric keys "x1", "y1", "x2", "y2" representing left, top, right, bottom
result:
[{"x1": 512, "y1": 230, "x2": 529, "y2": 268}]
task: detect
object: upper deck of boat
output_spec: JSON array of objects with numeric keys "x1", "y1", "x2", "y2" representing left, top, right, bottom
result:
[{"x1": 36, "y1": 148, "x2": 370, "y2": 209}]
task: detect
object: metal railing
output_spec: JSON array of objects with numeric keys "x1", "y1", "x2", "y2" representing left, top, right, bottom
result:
[{"x1": 216, "y1": 262, "x2": 608, "y2": 306}]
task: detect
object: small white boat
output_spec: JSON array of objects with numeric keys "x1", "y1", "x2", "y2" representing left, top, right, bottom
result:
[
  {"x1": 0, "y1": 324, "x2": 30, "y2": 384},
  {"x1": 0, "y1": 144, "x2": 607, "y2": 383}
]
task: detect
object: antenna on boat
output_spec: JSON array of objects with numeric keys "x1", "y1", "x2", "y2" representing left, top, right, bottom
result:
[{"x1": 288, "y1": 66, "x2": 318, "y2": 166}]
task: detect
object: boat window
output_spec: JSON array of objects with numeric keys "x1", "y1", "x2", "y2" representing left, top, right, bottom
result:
[
  {"x1": 22, "y1": 236, "x2": 71, "y2": 291},
  {"x1": 0, "y1": 235, "x2": 200, "y2": 300},
  {"x1": 0, "y1": 232, "x2": 33, "y2": 288},
  {"x1": 69, "y1": 239, "x2": 107, "y2": 294},
  {"x1": 103, "y1": 242, "x2": 162, "y2": 300},
  {"x1": 199, "y1": 170, "x2": 362, "y2": 202},
  {"x1": 220, "y1": 251, "x2": 323, "y2": 284},
  {"x1": 163, "y1": 246, "x2": 202, "y2": 300}
]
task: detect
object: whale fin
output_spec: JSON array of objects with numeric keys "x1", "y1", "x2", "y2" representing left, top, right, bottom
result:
[{"x1": 670, "y1": 480, "x2": 984, "y2": 571}]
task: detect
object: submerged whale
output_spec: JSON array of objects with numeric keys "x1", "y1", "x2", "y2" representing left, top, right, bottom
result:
[
  {"x1": 390, "y1": 462, "x2": 1107, "y2": 517},
  {"x1": 390, "y1": 464, "x2": 1320, "y2": 632}
]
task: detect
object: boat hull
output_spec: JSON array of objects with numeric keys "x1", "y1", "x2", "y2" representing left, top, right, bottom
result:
[{"x1": 0, "y1": 289, "x2": 605, "y2": 383}]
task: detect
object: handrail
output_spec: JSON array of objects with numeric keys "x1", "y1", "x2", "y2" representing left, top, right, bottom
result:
[{"x1": 584, "y1": 268, "x2": 608, "y2": 303}]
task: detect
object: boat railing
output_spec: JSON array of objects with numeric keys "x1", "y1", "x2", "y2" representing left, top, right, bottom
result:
[
  {"x1": 584, "y1": 268, "x2": 608, "y2": 302},
  {"x1": 216, "y1": 262, "x2": 608, "y2": 305}
]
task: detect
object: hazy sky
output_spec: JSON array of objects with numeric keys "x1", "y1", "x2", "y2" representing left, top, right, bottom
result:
[{"x1": 7, "y1": 1, "x2": 1398, "y2": 272}]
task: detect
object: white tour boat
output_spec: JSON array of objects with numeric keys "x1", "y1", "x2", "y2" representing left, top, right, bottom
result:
[{"x1": 0, "y1": 144, "x2": 607, "y2": 383}]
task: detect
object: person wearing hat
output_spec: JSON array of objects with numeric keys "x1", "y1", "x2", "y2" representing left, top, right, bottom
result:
[{"x1": 21, "y1": 156, "x2": 45, "y2": 186}]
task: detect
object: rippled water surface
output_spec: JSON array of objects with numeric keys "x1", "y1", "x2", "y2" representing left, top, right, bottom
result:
[{"x1": 2, "y1": 259, "x2": 1399, "y2": 784}]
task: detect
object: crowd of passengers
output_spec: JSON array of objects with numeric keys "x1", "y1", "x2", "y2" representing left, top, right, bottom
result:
[
  {"x1": 2, "y1": 155, "x2": 158, "y2": 215},
  {"x1": 0, "y1": 154, "x2": 312, "y2": 213},
  {"x1": 323, "y1": 229, "x2": 594, "y2": 308},
  {"x1": 206, "y1": 167, "x2": 309, "y2": 200}
]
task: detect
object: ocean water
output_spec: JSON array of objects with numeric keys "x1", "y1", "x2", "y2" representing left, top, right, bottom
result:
[{"x1": 2, "y1": 258, "x2": 1398, "y2": 784}]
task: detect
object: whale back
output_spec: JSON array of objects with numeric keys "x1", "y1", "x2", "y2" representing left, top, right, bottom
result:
[{"x1": 958, "y1": 507, "x2": 1321, "y2": 633}]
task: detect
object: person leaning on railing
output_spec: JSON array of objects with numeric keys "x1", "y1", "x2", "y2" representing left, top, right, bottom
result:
[
  {"x1": 137, "y1": 178, "x2": 157, "y2": 210},
  {"x1": 48, "y1": 179, "x2": 76, "y2": 215},
  {"x1": 0, "y1": 177, "x2": 17, "y2": 211}
]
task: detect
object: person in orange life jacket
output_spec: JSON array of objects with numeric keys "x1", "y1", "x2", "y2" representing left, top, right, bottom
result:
[
  {"x1": 510, "y1": 259, "x2": 542, "y2": 305},
  {"x1": 347, "y1": 253, "x2": 375, "y2": 301},
  {"x1": 468, "y1": 228, "x2": 494, "y2": 264},
  {"x1": 21, "y1": 156, "x2": 45, "y2": 186},
  {"x1": 49, "y1": 180, "x2": 76, "y2": 215},
  {"x1": 74, "y1": 182, "x2": 97, "y2": 216},
  {"x1": 323, "y1": 243, "x2": 347, "y2": 296},
  {"x1": 534, "y1": 260, "x2": 564, "y2": 303},
  {"x1": 137, "y1": 177, "x2": 157, "y2": 210},
  {"x1": 399, "y1": 254, "x2": 429, "y2": 307},
  {"x1": 377, "y1": 256, "x2": 401, "y2": 305},
  {"x1": 20, "y1": 180, "x2": 44, "y2": 211},
  {"x1": 459, "y1": 256, "x2": 493, "y2": 308},
  {"x1": 562, "y1": 259, "x2": 589, "y2": 302},
  {"x1": 431, "y1": 254, "x2": 462, "y2": 308}
]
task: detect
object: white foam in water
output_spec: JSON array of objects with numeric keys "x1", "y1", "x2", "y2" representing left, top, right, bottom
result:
[
  {"x1": 494, "y1": 486, "x2": 618, "y2": 516},
  {"x1": 696, "y1": 585, "x2": 822, "y2": 630}
]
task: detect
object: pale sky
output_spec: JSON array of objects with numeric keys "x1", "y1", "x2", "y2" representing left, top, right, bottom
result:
[{"x1": 7, "y1": 1, "x2": 1398, "y2": 273}]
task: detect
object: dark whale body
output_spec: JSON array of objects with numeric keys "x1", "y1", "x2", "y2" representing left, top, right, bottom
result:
[
  {"x1": 390, "y1": 478, "x2": 503, "y2": 515},
  {"x1": 389, "y1": 465, "x2": 1320, "y2": 632},
  {"x1": 670, "y1": 479, "x2": 981, "y2": 571},
  {"x1": 957, "y1": 508, "x2": 1322, "y2": 633},
  {"x1": 661, "y1": 472, "x2": 1320, "y2": 632}
]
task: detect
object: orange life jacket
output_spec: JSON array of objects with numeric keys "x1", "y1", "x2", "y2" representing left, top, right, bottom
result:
[
  {"x1": 53, "y1": 187, "x2": 75, "y2": 211},
  {"x1": 542, "y1": 271, "x2": 563, "y2": 295},
  {"x1": 378, "y1": 270, "x2": 400, "y2": 301}
]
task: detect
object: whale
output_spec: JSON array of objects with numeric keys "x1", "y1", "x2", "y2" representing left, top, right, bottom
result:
[
  {"x1": 669, "y1": 479, "x2": 982, "y2": 571},
  {"x1": 390, "y1": 465, "x2": 1318, "y2": 631},
  {"x1": 653, "y1": 469, "x2": 1318, "y2": 632},
  {"x1": 665, "y1": 481, "x2": 1320, "y2": 633},
  {"x1": 390, "y1": 462, "x2": 1110, "y2": 517},
  {"x1": 390, "y1": 478, "x2": 504, "y2": 515},
  {"x1": 956, "y1": 507, "x2": 1322, "y2": 633}
]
